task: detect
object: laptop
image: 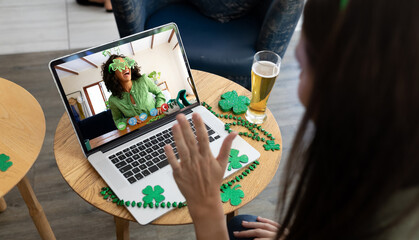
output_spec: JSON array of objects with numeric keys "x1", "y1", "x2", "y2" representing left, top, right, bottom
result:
[{"x1": 49, "y1": 23, "x2": 260, "y2": 225}]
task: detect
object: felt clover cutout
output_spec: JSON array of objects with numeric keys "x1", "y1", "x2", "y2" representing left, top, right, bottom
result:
[
  {"x1": 142, "y1": 185, "x2": 165, "y2": 204},
  {"x1": 221, "y1": 184, "x2": 244, "y2": 206},
  {"x1": 0, "y1": 154, "x2": 13, "y2": 172},
  {"x1": 218, "y1": 90, "x2": 250, "y2": 115},
  {"x1": 228, "y1": 149, "x2": 249, "y2": 171},
  {"x1": 263, "y1": 140, "x2": 280, "y2": 151},
  {"x1": 108, "y1": 59, "x2": 126, "y2": 72}
]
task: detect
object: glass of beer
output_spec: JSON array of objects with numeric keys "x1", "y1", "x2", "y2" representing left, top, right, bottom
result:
[{"x1": 245, "y1": 50, "x2": 281, "y2": 124}]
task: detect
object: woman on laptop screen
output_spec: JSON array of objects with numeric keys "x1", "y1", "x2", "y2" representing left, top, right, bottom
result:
[{"x1": 102, "y1": 54, "x2": 166, "y2": 129}]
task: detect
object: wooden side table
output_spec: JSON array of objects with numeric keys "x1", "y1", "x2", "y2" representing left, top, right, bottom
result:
[
  {"x1": 54, "y1": 70, "x2": 282, "y2": 239},
  {"x1": 0, "y1": 78, "x2": 56, "y2": 240}
]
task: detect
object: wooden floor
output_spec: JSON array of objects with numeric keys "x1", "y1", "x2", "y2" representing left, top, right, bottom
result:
[{"x1": 0, "y1": 33, "x2": 303, "y2": 239}]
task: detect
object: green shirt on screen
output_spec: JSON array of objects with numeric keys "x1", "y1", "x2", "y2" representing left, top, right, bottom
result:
[{"x1": 108, "y1": 75, "x2": 166, "y2": 127}]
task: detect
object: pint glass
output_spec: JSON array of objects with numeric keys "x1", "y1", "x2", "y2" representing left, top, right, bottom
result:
[{"x1": 245, "y1": 51, "x2": 281, "y2": 124}]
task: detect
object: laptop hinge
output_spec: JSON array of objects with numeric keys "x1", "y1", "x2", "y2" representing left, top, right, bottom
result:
[{"x1": 91, "y1": 107, "x2": 194, "y2": 155}]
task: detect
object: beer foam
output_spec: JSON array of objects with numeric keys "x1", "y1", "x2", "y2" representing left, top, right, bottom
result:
[{"x1": 252, "y1": 61, "x2": 280, "y2": 78}]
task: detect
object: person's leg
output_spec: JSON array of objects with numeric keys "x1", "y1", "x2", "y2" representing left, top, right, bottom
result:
[{"x1": 227, "y1": 214, "x2": 258, "y2": 240}]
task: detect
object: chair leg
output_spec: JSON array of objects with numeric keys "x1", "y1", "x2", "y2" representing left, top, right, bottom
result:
[
  {"x1": 0, "y1": 197, "x2": 7, "y2": 212},
  {"x1": 114, "y1": 216, "x2": 130, "y2": 240},
  {"x1": 226, "y1": 210, "x2": 238, "y2": 223},
  {"x1": 17, "y1": 176, "x2": 56, "y2": 240}
]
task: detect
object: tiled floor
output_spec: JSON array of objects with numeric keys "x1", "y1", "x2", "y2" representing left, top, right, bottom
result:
[{"x1": 0, "y1": 0, "x2": 119, "y2": 55}]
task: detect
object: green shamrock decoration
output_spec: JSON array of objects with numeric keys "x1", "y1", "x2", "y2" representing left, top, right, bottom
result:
[
  {"x1": 218, "y1": 90, "x2": 250, "y2": 115},
  {"x1": 263, "y1": 140, "x2": 280, "y2": 151},
  {"x1": 108, "y1": 57, "x2": 136, "y2": 73},
  {"x1": 221, "y1": 184, "x2": 244, "y2": 206},
  {"x1": 142, "y1": 185, "x2": 165, "y2": 204},
  {"x1": 228, "y1": 149, "x2": 249, "y2": 171},
  {"x1": 124, "y1": 57, "x2": 136, "y2": 68},
  {"x1": 108, "y1": 59, "x2": 126, "y2": 72},
  {"x1": 0, "y1": 154, "x2": 13, "y2": 172}
]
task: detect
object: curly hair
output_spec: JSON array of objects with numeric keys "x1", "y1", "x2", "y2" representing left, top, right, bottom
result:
[{"x1": 102, "y1": 54, "x2": 142, "y2": 99}]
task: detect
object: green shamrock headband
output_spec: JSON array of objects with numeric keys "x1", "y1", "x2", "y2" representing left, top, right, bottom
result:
[
  {"x1": 340, "y1": 0, "x2": 349, "y2": 10},
  {"x1": 108, "y1": 57, "x2": 136, "y2": 73}
]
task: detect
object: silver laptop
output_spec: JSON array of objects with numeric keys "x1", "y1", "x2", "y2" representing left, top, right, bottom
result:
[{"x1": 49, "y1": 23, "x2": 260, "y2": 225}]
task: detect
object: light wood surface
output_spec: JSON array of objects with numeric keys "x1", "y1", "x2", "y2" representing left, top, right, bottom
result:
[
  {"x1": 0, "y1": 78, "x2": 55, "y2": 240},
  {"x1": 54, "y1": 70, "x2": 282, "y2": 225},
  {"x1": 0, "y1": 78, "x2": 46, "y2": 197},
  {"x1": 0, "y1": 197, "x2": 6, "y2": 212}
]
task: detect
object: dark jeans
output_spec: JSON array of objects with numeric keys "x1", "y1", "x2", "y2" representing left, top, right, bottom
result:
[{"x1": 227, "y1": 214, "x2": 258, "y2": 240}]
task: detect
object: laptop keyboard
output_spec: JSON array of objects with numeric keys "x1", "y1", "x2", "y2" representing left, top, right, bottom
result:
[{"x1": 107, "y1": 119, "x2": 220, "y2": 184}]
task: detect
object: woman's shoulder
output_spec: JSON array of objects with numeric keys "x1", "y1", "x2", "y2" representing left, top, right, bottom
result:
[
  {"x1": 134, "y1": 74, "x2": 154, "y2": 87},
  {"x1": 135, "y1": 74, "x2": 151, "y2": 82},
  {"x1": 108, "y1": 94, "x2": 123, "y2": 103}
]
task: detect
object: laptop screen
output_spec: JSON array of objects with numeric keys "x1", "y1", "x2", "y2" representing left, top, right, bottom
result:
[{"x1": 50, "y1": 24, "x2": 198, "y2": 153}]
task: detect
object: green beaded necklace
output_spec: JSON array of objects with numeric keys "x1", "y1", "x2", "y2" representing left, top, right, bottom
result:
[
  {"x1": 100, "y1": 160, "x2": 260, "y2": 208},
  {"x1": 99, "y1": 95, "x2": 276, "y2": 208},
  {"x1": 201, "y1": 102, "x2": 280, "y2": 152}
]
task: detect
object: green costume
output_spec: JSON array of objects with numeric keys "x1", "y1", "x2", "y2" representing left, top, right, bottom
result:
[{"x1": 109, "y1": 75, "x2": 166, "y2": 127}]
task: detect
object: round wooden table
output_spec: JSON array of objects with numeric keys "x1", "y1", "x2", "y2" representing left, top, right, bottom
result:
[
  {"x1": 0, "y1": 78, "x2": 56, "y2": 240},
  {"x1": 54, "y1": 70, "x2": 282, "y2": 239}
]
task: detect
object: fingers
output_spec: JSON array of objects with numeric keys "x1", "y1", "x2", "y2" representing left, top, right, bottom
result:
[
  {"x1": 257, "y1": 216, "x2": 280, "y2": 228},
  {"x1": 135, "y1": 116, "x2": 142, "y2": 124},
  {"x1": 233, "y1": 228, "x2": 276, "y2": 239},
  {"x1": 171, "y1": 122, "x2": 191, "y2": 162},
  {"x1": 164, "y1": 144, "x2": 180, "y2": 174},
  {"x1": 176, "y1": 114, "x2": 199, "y2": 158},
  {"x1": 216, "y1": 132, "x2": 237, "y2": 169},
  {"x1": 192, "y1": 113, "x2": 211, "y2": 156},
  {"x1": 242, "y1": 221, "x2": 278, "y2": 232}
]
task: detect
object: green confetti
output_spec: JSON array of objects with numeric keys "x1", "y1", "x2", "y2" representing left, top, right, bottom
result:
[
  {"x1": 218, "y1": 90, "x2": 250, "y2": 115},
  {"x1": 0, "y1": 154, "x2": 13, "y2": 172},
  {"x1": 263, "y1": 140, "x2": 280, "y2": 151},
  {"x1": 142, "y1": 185, "x2": 165, "y2": 204},
  {"x1": 221, "y1": 184, "x2": 244, "y2": 206}
]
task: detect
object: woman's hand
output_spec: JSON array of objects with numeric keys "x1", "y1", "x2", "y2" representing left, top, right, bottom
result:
[
  {"x1": 164, "y1": 113, "x2": 236, "y2": 240},
  {"x1": 135, "y1": 115, "x2": 143, "y2": 124},
  {"x1": 233, "y1": 216, "x2": 283, "y2": 240},
  {"x1": 126, "y1": 116, "x2": 143, "y2": 125}
]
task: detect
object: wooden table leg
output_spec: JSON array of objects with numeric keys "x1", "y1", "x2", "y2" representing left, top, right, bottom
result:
[
  {"x1": 114, "y1": 216, "x2": 130, "y2": 240},
  {"x1": 17, "y1": 176, "x2": 56, "y2": 240},
  {"x1": 226, "y1": 210, "x2": 238, "y2": 223},
  {"x1": 0, "y1": 197, "x2": 6, "y2": 212}
]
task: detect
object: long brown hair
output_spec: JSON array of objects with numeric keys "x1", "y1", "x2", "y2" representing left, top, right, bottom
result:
[
  {"x1": 278, "y1": 0, "x2": 419, "y2": 239},
  {"x1": 102, "y1": 54, "x2": 142, "y2": 99}
]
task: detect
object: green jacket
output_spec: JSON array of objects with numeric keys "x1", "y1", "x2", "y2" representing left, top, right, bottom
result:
[{"x1": 108, "y1": 75, "x2": 166, "y2": 127}]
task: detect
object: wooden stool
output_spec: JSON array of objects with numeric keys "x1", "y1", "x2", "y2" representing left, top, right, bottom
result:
[{"x1": 0, "y1": 78, "x2": 56, "y2": 240}]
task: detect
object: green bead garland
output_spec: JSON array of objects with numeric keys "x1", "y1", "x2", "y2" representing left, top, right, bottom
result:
[
  {"x1": 99, "y1": 101, "x2": 274, "y2": 209},
  {"x1": 100, "y1": 154, "x2": 261, "y2": 209},
  {"x1": 203, "y1": 102, "x2": 278, "y2": 151}
]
